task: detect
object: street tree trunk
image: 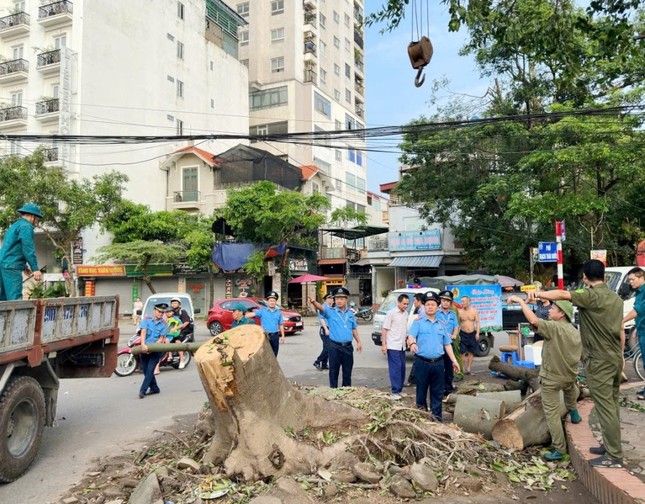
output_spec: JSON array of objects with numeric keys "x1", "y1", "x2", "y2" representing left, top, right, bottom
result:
[{"x1": 193, "y1": 325, "x2": 367, "y2": 481}]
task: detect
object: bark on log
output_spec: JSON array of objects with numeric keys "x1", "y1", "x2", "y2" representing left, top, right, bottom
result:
[
  {"x1": 453, "y1": 396, "x2": 506, "y2": 439},
  {"x1": 488, "y1": 355, "x2": 540, "y2": 393},
  {"x1": 477, "y1": 390, "x2": 522, "y2": 412},
  {"x1": 491, "y1": 390, "x2": 566, "y2": 450},
  {"x1": 131, "y1": 342, "x2": 203, "y2": 354},
  {"x1": 193, "y1": 325, "x2": 367, "y2": 481}
]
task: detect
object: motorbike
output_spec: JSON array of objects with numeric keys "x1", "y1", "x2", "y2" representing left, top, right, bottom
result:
[
  {"x1": 349, "y1": 301, "x2": 374, "y2": 323},
  {"x1": 114, "y1": 331, "x2": 194, "y2": 377}
]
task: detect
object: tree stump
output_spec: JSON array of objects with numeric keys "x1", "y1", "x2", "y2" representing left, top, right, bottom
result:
[
  {"x1": 491, "y1": 390, "x2": 565, "y2": 450},
  {"x1": 453, "y1": 395, "x2": 506, "y2": 439},
  {"x1": 193, "y1": 325, "x2": 367, "y2": 481}
]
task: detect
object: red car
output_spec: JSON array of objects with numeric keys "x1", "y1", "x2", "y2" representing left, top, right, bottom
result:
[{"x1": 206, "y1": 297, "x2": 304, "y2": 336}]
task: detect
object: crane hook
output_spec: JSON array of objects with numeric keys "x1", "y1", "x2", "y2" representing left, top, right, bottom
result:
[{"x1": 415, "y1": 67, "x2": 426, "y2": 87}]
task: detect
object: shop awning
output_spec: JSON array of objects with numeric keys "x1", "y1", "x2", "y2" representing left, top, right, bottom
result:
[
  {"x1": 318, "y1": 258, "x2": 347, "y2": 265},
  {"x1": 388, "y1": 255, "x2": 443, "y2": 268},
  {"x1": 354, "y1": 257, "x2": 392, "y2": 266},
  {"x1": 319, "y1": 225, "x2": 388, "y2": 240}
]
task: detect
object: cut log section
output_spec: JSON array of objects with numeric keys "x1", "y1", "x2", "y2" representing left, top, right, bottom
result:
[
  {"x1": 477, "y1": 390, "x2": 522, "y2": 412},
  {"x1": 488, "y1": 355, "x2": 540, "y2": 393},
  {"x1": 193, "y1": 325, "x2": 367, "y2": 481},
  {"x1": 453, "y1": 395, "x2": 506, "y2": 439},
  {"x1": 491, "y1": 389, "x2": 566, "y2": 450}
]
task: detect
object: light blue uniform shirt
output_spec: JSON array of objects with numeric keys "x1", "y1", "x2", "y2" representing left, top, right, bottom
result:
[
  {"x1": 320, "y1": 304, "x2": 357, "y2": 343},
  {"x1": 437, "y1": 308, "x2": 458, "y2": 336},
  {"x1": 140, "y1": 317, "x2": 169, "y2": 345},
  {"x1": 255, "y1": 307, "x2": 284, "y2": 333},
  {"x1": 409, "y1": 317, "x2": 451, "y2": 359}
]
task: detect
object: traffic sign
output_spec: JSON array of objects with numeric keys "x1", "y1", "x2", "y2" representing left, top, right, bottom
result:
[{"x1": 538, "y1": 242, "x2": 557, "y2": 262}]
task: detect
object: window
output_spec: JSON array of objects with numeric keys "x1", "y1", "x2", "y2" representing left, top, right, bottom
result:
[
  {"x1": 248, "y1": 121, "x2": 288, "y2": 142},
  {"x1": 10, "y1": 90, "x2": 22, "y2": 106},
  {"x1": 334, "y1": 89, "x2": 340, "y2": 101},
  {"x1": 13, "y1": 1, "x2": 24, "y2": 12},
  {"x1": 54, "y1": 35, "x2": 67, "y2": 49},
  {"x1": 346, "y1": 173, "x2": 356, "y2": 189},
  {"x1": 333, "y1": 63, "x2": 340, "y2": 75},
  {"x1": 333, "y1": 10, "x2": 340, "y2": 23},
  {"x1": 240, "y1": 59, "x2": 249, "y2": 67},
  {"x1": 345, "y1": 113, "x2": 356, "y2": 130},
  {"x1": 314, "y1": 91, "x2": 331, "y2": 117},
  {"x1": 345, "y1": 88, "x2": 351, "y2": 103},
  {"x1": 314, "y1": 157, "x2": 331, "y2": 173},
  {"x1": 314, "y1": 125, "x2": 330, "y2": 146},
  {"x1": 320, "y1": 68, "x2": 327, "y2": 83},
  {"x1": 240, "y1": 31, "x2": 249, "y2": 45},
  {"x1": 319, "y1": 40, "x2": 326, "y2": 57},
  {"x1": 356, "y1": 177, "x2": 366, "y2": 191},
  {"x1": 210, "y1": 60, "x2": 214, "y2": 70},
  {"x1": 335, "y1": 119, "x2": 342, "y2": 130},
  {"x1": 357, "y1": 151, "x2": 364, "y2": 166},
  {"x1": 52, "y1": 84, "x2": 59, "y2": 99},
  {"x1": 250, "y1": 86, "x2": 288, "y2": 110},
  {"x1": 167, "y1": 75, "x2": 175, "y2": 83},
  {"x1": 271, "y1": 28, "x2": 284, "y2": 42},
  {"x1": 177, "y1": 1, "x2": 185, "y2": 19},
  {"x1": 177, "y1": 41, "x2": 184, "y2": 59},
  {"x1": 345, "y1": 37, "x2": 351, "y2": 52},
  {"x1": 271, "y1": 0, "x2": 284, "y2": 14},
  {"x1": 177, "y1": 80, "x2": 184, "y2": 98},
  {"x1": 182, "y1": 167, "x2": 198, "y2": 201},
  {"x1": 167, "y1": 114, "x2": 175, "y2": 121},
  {"x1": 344, "y1": 13, "x2": 350, "y2": 27},
  {"x1": 167, "y1": 33, "x2": 175, "y2": 41},
  {"x1": 335, "y1": 149, "x2": 342, "y2": 161},
  {"x1": 176, "y1": 119, "x2": 184, "y2": 136},
  {"x1": 333, "y1": 36, "x2": 340, "y2": 48},
  {"x1": 271, "y1": 56, "x2": 284, "y2": 73},
  {"x1": 12, "y1": 44, "x2": 23, "y2": 60},
  {"x1": 348, "y1": 149, "x2": 356, "y2": 162},
  {"x1": 312, "y1": 182, "x2": 320, "y2": 193},
  {"x1": 319, "y1": 13, "x2": 326, "y2": 28},
  {"x1": 237, "y1": 2, "x2": 249, "y2": 16},
  {"x1": 345, "y1": 63, "x2": 351, "y2": 78},
  {"x1": 210, "y1": 98, "x2": 215, "y2": 108}
]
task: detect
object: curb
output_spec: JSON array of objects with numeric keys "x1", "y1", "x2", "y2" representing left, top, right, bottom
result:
[{"x1": 566, "y1": 398, "x2": 645, "y2": 503}]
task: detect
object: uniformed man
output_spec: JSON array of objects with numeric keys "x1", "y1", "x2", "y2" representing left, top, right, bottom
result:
[
  {"x1": 253, "y1": 291, "x2": 285, "y2": 356},
  {"x1": 231, "y1": 304, "x2": 256, "y2": 328},
  {"x1": 309, "y1": 287, "x2": 362, "y2": 388},
  {"x1": 139, "y1": 303, "x2": 169, "y2": 399},
  {"x1": 623, "y1": 267, "x2": 645, "y2": 400},
  {"x1": 0, "y1": 203, "x2": 43, "y2": 301},
  {"x1": 313, "y1": 292, "x2": 334, "y2": 370},
  {"x1": 407, "y1": 291, "x2": 460, "y2": 421},
  {"x1": 529, "y1": 259, "x2": 623, "y2": 468},
  {"x1": 437, "y1": 290, "x2": 461, "y2": 396},
  {"x1": 508, "y1": 295, "x2": 582, "y2": 461}
]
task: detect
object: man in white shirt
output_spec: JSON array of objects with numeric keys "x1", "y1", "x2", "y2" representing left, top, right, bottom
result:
[{"x1": 381, "y1": 294, "x2": 411, "y2": 399}]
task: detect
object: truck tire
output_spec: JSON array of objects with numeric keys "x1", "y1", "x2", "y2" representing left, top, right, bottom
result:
[
  {"x1": 475, "y1": 336, "x2": 491, "y2": 357},
  {"x1": 0, "y1": 376, "x2": 46, "y2": 482}
]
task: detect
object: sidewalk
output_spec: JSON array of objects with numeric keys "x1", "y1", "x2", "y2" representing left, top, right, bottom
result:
[{"x1": 566, "y1": 381, "x2": 645, "y2": 503}]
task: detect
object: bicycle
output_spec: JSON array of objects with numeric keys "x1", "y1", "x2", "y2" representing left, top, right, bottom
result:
[{"x1": 625, "y1": 327, "x2": 644, "y2": 381}]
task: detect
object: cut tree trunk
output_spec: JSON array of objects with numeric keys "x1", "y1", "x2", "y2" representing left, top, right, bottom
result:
[
  {"x1": 488, "y1": 356, "x2": 540, "y2": 393},
  {"x1": 477, "y1": 390, "x2": 522, "y2": 412},
  {"x1": 491, "y1": 390, "x2": 566, "y2": 450},
  {"x1": 453, "y1": 396, "x2": 506, "y2": 439},
  {"x1": 193, "y1": 325, "x2": 367, "y2": 481}
]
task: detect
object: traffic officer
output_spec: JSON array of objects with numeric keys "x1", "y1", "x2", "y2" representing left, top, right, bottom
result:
[
  {"x1": 253, "y1": 291, "x2": 285, "y2": 356},
  {"x1": 407, "y1": 291, "x2": 460, "y2": 421},
  {"x1": 0, "y1": 203, "x2": 43, "y2": 301},
  {"x1": 313, "y1": 292, "x2": 333, "y2": 370},
  {"x1": 139, "y1": 303, "x2": 169, "y2": 399},
  {"x1": 437, "y1": 290, "x2": 461, "y2": 396},
  {"x1": 309, "y1": 287, "x2": 362, "y2": 388}
]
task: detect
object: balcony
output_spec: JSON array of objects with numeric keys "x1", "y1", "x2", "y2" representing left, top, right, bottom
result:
[
  {"x1": 354, "y1": 29, "x2": 364, "y2": 50},
  {"x1": 37, "y1": 49, "x2": 61, "y2": 75},
  {"x1": 0, "y1": 12, "x2": 30, "y2": 38},
  {"x1": 304, "y1": 0, "x2": 317, "y2": 8},
  {"x1": 304, "y1": 68, "x2": 317, "y2": 84},
  {"x1": 354, "y1": 52, "x2": 364, "y2": 75},
  {"x1": 355, "y1": 103, "x2": 364, "y2": 118},
  {"x1": 0, "y1": 59, "x2": 29, "y2": 83},
  {"x1": 354, "y1": 80, "x2": 365, "y2": 96},
  {"x1": 35, "y1": 98, "x2": 60, "y2": 122},
  {"x1": 0, "y1": 106, "x2": 28, "y2": 128},
  {"x1": 368, "y1": 237, "x2": 389, "y2": 251},
  {"x1": 38, "y1": 1, "x2": 73, "y2": 28},
  {"x1": 42, "y1": 147, "x2": 59, "y2": 163},
  {"x1": 304, "y1": 38, "x2": 317, "y2": 62},
  {"x1": 303, "y1": 13, "x2": 317, "y2": 30}
]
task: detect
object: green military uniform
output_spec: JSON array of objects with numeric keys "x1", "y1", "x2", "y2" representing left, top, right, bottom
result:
[
  {"x1": 0, "y1": 216, "x2": 39, "y2": 301},
  {"x1": 232, "y1": 316, "x2": 255, "y2": 328},
  {"x1": 537, "y1": 318, "x2": 582, "y2": 454},
  {"x1": 570, "y1": 284, "x2": 624, "y2": 460}
]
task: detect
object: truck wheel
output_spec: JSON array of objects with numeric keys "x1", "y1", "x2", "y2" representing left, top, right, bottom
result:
[
  {"x1": 0, "y1": 376, "x2": 46, "y2": 483},
  {"x1": 475, "y1": 337, "x2": 491, "y2": 357},
  {"x1": 114, "y1": 353, "x2": 137, "y2": 377}
]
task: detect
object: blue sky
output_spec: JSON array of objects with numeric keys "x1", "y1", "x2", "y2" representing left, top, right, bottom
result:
[{"x1": 364, "y1": 3, "x2": 489, "y2": 194}]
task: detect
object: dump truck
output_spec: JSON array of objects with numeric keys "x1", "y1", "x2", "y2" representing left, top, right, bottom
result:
[{"x1": 0, "y1": 296, "x2": 119, "y2": 482}]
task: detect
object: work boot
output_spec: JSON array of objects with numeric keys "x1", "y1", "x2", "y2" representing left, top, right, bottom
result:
[
  {"x1": 589, "y1": 444, "x2": 606, "y2": 455},
  {"x1": 568, "y1": 409, "x2": 582, "y2": 424}
]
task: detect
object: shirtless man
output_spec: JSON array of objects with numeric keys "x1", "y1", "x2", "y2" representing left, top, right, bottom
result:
[{"x1": 458, "y1": 296, "x2": 480, "y2": 374}]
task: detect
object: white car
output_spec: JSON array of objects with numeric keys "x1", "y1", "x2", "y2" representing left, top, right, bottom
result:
[{"x1": 141, "y1": 292, "x2": 198, "y2": 320}]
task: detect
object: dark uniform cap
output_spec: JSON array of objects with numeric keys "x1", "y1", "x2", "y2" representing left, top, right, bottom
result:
[
  {"x1": 439, "y1": 290, "x2": 454, "y2": 301},
  {"x1": 153, "y1": 303, "x2": 169, "y2": 312},
  {"x1": 323, "y1": 292, "x2": 333, "y2": 300},
  {"x1": 423, "y1": 292, "x2": 440, "y2": 305},
  {"x1": 232, "y1": 304, "x2": 248, "y2": 312},
  {"x1": 266, "y1": 291, "x2": 279, "y2": 300},
  {"x1": 333, "y1": 287, "x2": 351, "y2": 298}
]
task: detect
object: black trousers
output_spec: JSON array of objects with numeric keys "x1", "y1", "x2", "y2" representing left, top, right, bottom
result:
[
  {"x1": 328, "y1": 340, "x2": 353, "y2": 388},
  {"x1": 315, "y1": 327, "x2": 329, "y2": 367}
]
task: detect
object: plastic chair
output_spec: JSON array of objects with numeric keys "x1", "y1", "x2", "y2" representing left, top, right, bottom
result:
[{"x1": 498, "y1": 344, "x2": 520, "y2": 365}]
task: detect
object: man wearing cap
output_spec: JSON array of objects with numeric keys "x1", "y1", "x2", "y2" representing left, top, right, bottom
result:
[
  {"x1": 231, "y1": 304, "x2": 255, "y2": 328},
  {"x1": 623, "y1": 267, "x2": 645, "y2": 400},
  {"x1": 528, "y1": 259, "x2": 623, "y2": 468},
  {"x1": 407, "y1": 291, "x2": 460, "y2": 421},
  {"x1": 309, "y1": 287, "x2": 363, "y2": 388},
  {"x1": 138, "y1": 303, "x2": 170, "y2": 399},
  {"x1": 253, "y1": 291, "x2": 285, "y2": 356},
  {"x1": 313, "y1": 292, "x2": 334, "y2": 370},
  {"x1": 0, "y1": 203, "x2": 43, "y2": 301},
  {"x1": 507, "y1": 294, "x2": 582, "y2": 461},
  {"x1": 437, "y1": 290, "x2": 461, "y2": 396},
  {"x1": 170, "y1": 297, "x2": 192, "y2": 369}
]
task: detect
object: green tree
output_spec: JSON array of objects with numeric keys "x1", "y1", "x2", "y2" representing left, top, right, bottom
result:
[
  {"x1": 217, "y1": 181, "x2": 329, "y2": 285},
  {"x1": 329, "y1": 207, "x2": 368, "y2": 228},
  {"x1": 0, "y1": 150, "x2": 127, "y2": 296}
]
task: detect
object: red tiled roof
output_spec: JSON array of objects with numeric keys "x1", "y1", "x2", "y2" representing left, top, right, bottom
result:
[
  {"x1": 379, "y1": 181, "x2": 397, "y2": 193},
  {"x1": 300, "y1": 165, "x2": 318, "y2": 180},
  {"x1": 175, "y1": 146, "x2": 219, "y2": 167}
]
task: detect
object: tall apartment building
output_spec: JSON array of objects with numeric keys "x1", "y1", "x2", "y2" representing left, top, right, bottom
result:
[
  {"x1": 0, "y1": 0, "x2": 249, "y2": 261},
  {"x1": 224, "y1": 0, "x2": 367, "y2": 224}
]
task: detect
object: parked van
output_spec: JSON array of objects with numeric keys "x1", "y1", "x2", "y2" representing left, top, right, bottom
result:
[
  {"x1": 370, "y1": 287, "x2": 496, "y2": 357},
  {"x1": 141, "y1": 292, "x2": 198, "y2": 320},
  {"x1": 605, "y1": 266, "x2": 636, "y2": 332}
]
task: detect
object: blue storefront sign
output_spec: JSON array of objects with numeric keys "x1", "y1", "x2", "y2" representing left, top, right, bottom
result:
[
  {"x1": 388, "y1": 229, "x2": 441, "y2": 252},
  {"x1": 538, "y1": 242, "x2": 558, "y2": 263},
  {"x1": 447, "y1": 284, "x2": 503, "y2": 330}
]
